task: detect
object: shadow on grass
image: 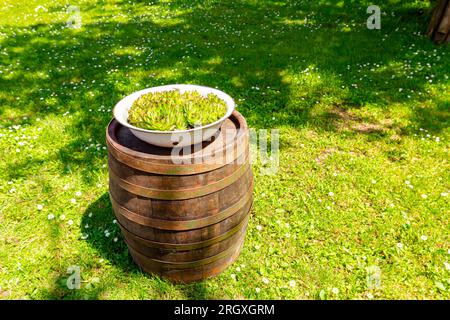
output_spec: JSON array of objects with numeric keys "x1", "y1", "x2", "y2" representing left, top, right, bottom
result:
[
  {"x1": 77, "y1": 192, "x2": 213, "y2": 299},
  {"x1": 81, "y1": 193, "x2": 131, "y2": 270},
  {"x1": 29, "y1": 202, "x2": 119, "y2": 299},
  {"x1": 32, "y1": 192, "x2": 212, "y2": 299}
]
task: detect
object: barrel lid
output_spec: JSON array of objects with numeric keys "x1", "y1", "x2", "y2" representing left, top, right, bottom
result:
[{"x1": 106, "y1": 110, "x2": 249, "y2": 175}]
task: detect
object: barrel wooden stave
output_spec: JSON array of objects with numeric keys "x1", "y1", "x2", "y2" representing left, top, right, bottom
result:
[
  {"x1": 109, "y1": 164, "x2": 252, "y2": 221},
  {"x1": 111, "y1": 186, "x2": 253, "y2": 244},
  {"x1": 120, "y1": 215, "x2": 249, "y2": 263},
  {"x1": 108, "y1": 150, "x2": 248, "y2": 192}
]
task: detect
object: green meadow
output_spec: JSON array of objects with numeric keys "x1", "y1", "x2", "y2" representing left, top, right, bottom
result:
[{"x1": 0, "y1": 0, "x2": 449, "y2": 299}]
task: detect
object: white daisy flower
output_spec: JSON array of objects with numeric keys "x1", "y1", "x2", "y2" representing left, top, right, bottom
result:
[{"x1": 443, "y1": 262, "x2": 450, "y2": 271}]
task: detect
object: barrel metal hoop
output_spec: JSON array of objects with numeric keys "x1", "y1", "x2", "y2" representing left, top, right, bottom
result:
[
  {"x1": 127, "y1": 232, "x2": 247, "y2": 269},
  {"x1": 110, "y1": 183, "x2": 253, "y2": 230},
  {"x1": 109, "y1": 163, "x2": 250, "y2": 200},
  {"x1": 106, "y1": 132, "x2": 248, "y2": 176},
  {"x1": 118, "y1": 211, "x2": 251, "y2": 251}
]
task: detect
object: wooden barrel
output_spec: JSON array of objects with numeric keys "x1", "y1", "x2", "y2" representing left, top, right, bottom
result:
[
  {"x1": 106, "y1": 111, "x2": 253, "y2": 283},
  {"x1": 428, "y1": 0, "x2": 450, "y2": 44}
]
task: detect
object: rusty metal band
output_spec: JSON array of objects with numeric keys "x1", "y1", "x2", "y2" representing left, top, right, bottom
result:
[
  {"x1": 109, "y1": 163, "x2": 250, "y2": 200},
  {"x1": 119, "y1": 211, "x2": 251, "y2": 251},
  {"x1": 110, "y1": 183, "x2": 253, "y2": 230},
  {"x1": 106, "y1": 131, "x2": 248, "y2": 176},
  {"x1": 127, "y1": 231, "x2": 247, "y2": 270},
  {"x1": 135, "y1": 239, "x2": 245, "y2": 283}
]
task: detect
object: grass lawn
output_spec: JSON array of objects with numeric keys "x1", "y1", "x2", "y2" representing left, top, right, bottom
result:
[{"x1": 0, "y1": 0, "x2": 449, "y2": 300}]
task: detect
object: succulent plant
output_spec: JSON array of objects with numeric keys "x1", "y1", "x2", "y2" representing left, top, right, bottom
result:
[{"x1": 128, "y1": 90, "x2": 227, "y2": 131}]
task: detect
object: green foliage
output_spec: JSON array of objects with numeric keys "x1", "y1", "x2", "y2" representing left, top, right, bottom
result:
[{"x1": 127, "y1": 90, "x2": 227, "y2": 131}]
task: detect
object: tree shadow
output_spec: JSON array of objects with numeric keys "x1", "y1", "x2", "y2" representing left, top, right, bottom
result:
[
  {"x1": 28, "y1": 189, "x2": 211, "y2": 299},
  {"x1": 29, "y1": 201, "x2": 118, "y2": 300},
  {"x1": 80, "y1": 192, "x2": 213, "y2": 299},
  {"x1": 1, "y1": 1, "x2": 446, "y2": 123},
  {"x1": 81, "y1": 192, "x2": 132, "y2": 270},
  {"x1": 0, "y1": 0, "x2": 446, "y2": 152}
]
